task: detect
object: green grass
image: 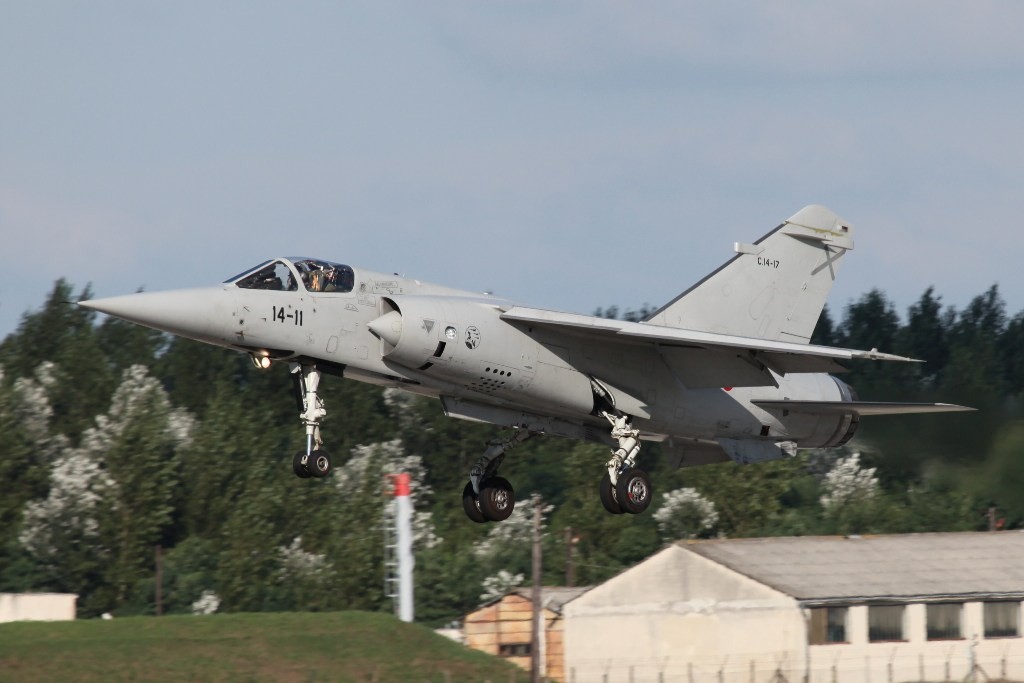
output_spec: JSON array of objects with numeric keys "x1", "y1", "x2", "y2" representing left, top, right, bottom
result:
[{"x1": 0, "y1": 611, "x2": 524, "y2": 683}]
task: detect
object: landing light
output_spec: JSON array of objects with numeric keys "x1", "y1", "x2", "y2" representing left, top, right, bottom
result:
[{"x1": 251, "y1": 354, "x2": 272, "y2": 370}]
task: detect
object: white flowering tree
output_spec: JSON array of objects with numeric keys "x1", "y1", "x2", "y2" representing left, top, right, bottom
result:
[
  {"x1": 191, "y1": 590, "x2": 221, "y2": 615},
  {"x1": 819, "y1": 452, "x2": 879, "y2": 512},
  {"x1": 0, "y1": 363, "x2": 69, "y2": 578},
  {"x1": 652, "y1": 487, "x2": 719, "y2": 541},
  {"x1": 479, "y1": 569, "x2": 525, "y2": 602},
  {"x1": 818, "y1": 452, "x2": 887, "y2": 533},
  {"x1": 271, "y1": 536, "x2": 337, "y2": 610},
  {"x1": 11, "y1": 362, "x2": 71, "y2": 462},
  {"x1": 20, "y1": 365, "x2": 193, "y2": 612},
  {"x1": 15, "y1": 364, "x2": 114, "y2": 595},
  {"x1": 336, "y1": 439, "x2": 441, "y2": 550},
  {"x1": 20, "y1": 452, "x2": 113, "y2": 562}
]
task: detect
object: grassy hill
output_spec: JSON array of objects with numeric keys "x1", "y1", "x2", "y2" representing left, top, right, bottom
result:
[{"x1": 0, "y1": 611, "x2": 523, "y2": 682}]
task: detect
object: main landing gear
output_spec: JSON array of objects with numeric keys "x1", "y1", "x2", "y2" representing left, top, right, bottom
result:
[
  {"x1": 458, "y1": 412, "x2": 653, "y2": 523},
  {"x1": 598, "y1": 413, "x2": 652, "y2": 515},
  {"x1": 462, "y1": 430, "x2": 532, "y2": 523},
  {"x1": 290, "y1": 364, "x2": 333, "y2": 479}
]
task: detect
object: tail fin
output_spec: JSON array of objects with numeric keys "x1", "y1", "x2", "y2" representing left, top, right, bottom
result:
[{"x1": 644, "y1": 205, "x2": 853, "y2": 343}]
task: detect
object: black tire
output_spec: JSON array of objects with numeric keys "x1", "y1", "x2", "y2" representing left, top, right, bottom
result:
[
  {"x1": 599, "y1": 471, "x2": 623, "y2": 514},
  {"x1": 478, "y1": 476, "x2": 515, "y2": 522},
  {"x1": 615, "y1": 468, "x2": 652, "y2": 514},
  {"x1": 307, "y1": 450, "x2": 332, "y2": 478},
  {"x1": 293, "y1": 451, "x2": 312, "y2": 479},
  {"x1": 462, "y1": 481, "x2": 488, "y2": 524}
]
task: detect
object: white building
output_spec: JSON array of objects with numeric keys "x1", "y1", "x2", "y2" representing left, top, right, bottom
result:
[
  {"x1": 0, "y1": 593, "x2": 77, "y2": 623},
  {"x1": 564, "y1": 532, "x2": 1024, "y2": 683}
]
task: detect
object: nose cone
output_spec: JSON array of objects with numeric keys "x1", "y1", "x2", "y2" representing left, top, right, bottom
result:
[
  {"x1": 80, "y1": 287, "x2": 236, "y2": 344},
  {"x1": 367, "y1": 310, "x2": 403, "y2": 348}
]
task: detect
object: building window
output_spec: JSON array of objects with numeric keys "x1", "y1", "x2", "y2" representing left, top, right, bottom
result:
[
  {"x1": 927, "y1": 603, "x2": 963, "y2": 640},
  {"x1": 984, "y1": 601, "x2": 1021, "y2": 638},
  {"x1": 499, "y1": 643, "x2": 531, "y2": 657},
  {"x1": 868, "y1": 605, "x2": 905, "y2": 642},
  {"x1": 809, "y1": 607, "x2": 848, "y2": 644}
]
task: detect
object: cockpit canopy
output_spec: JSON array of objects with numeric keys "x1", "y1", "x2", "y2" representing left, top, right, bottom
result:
[{"x1": 227, "y1": 258, "x2": 355, "y2": 294}]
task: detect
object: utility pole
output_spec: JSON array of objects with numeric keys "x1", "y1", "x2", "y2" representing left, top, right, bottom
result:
[
  {"x1": 154, "y1": 545, "x2": 163, "y2": 617},
  {"x1": 564, "y1": 526, "x2": 576, "y2": 588},
  {"x1": 531, "y1": 496, "x2": 543, "y2": 683}
]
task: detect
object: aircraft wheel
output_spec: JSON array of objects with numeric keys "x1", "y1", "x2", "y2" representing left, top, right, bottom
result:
[
  {"x1": 462, "y1": 481, "x2": 487, "y2": 524},
  {"x1": 599, "y1": 471, "x2": 623, "y2": 514},
  {"x1": 615, "y1": 468, "x2": 652, "y2": 514},
  {"x1": 307, "y1": 450, "x2": 332, "y2": 478},
  {"x1": 292, "y1": 452, "x2": 312, "y2": 479},
  {"x1": 478, "y1": 477, "x2": 515, "y2": 522}
]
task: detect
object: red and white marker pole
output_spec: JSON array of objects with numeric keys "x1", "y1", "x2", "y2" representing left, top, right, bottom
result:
[{"x1": 393, "y1": 473, "x2": 414, "y2": 623}]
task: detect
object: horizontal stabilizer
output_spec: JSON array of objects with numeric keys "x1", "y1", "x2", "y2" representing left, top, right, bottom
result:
[{"x1": 752, "y1": 400, "x2": 975, "y2": 416}]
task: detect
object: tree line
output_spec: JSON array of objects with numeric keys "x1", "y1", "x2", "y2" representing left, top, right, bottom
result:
[{"x1": 0, "y1": 280, "x2": 1018, "y2": 623}]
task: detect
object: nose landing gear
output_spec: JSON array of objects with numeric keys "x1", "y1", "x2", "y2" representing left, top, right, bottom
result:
[{"x1": 291, "y1": 363, "x2": 332, "y2": 478}]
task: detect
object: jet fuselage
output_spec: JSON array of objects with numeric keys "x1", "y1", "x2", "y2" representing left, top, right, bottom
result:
[{"x1": 86, "y1": 257, "x2": 854, "y2": 465}]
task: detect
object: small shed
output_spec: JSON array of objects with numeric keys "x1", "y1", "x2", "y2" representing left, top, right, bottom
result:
[
  {"x1": 465, "y1": 586, "x2": 589, "y2": 681},
  {"x1": 0, "y1": 593, "x2": 77, "y2": 623}
]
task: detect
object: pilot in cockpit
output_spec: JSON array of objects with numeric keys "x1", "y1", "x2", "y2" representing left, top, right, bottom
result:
[
  {"x1": 321, "y1": 265, "x2": 353, "y2": 292},
  {"x1": 308, "y1": 268, "x2": 324, "y2": 292},
  {"x1": 321, "y1": 267, "x2": 339, "y2": 292},
  {"x1": 292, "y1": 260, "x2": 352, "y2": 293}
]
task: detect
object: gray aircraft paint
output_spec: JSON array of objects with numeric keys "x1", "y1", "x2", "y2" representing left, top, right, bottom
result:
[{"x1": 79, "y1": 205, "x2": 972, "y2": 521}]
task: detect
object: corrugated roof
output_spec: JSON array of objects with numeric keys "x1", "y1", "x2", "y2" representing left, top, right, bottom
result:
[{"x1": 683, "y1": 531, "x2": 1024, "y2": 604}]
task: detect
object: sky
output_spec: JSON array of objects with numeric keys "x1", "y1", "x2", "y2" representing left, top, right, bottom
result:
[{"x1": 2, "y1": 2, "x2": 1024, "y2": 341}]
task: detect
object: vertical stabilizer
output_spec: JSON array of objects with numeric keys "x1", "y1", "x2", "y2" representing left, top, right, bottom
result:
[{"x1": 644, "y1": 205, "x2": 853, "y2": 343}]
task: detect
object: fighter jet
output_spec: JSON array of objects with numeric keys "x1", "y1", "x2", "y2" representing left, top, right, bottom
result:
[{"x1": 80, "y1": 205, "x2": 971, "y2": 523}]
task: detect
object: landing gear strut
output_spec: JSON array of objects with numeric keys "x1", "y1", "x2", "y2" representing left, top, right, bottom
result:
[
  {"x1": 291, "y1": 363, "x2": 332, "y2": 478},
  {"x1": 599, "y1": 412, "x2": 652, "y2": 515},
  {"x1": 462, "y1": 430, "x2": 532, "y2": 523},
  {"x1": 455, "y1": 414, "x2": 652, "y2": 522}
]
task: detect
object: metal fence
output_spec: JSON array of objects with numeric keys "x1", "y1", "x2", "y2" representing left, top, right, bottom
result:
[{"x1": 564, "y1": 650, "x2": 1024, "y2": 683}]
